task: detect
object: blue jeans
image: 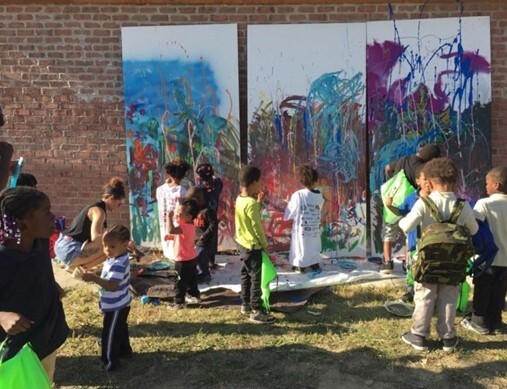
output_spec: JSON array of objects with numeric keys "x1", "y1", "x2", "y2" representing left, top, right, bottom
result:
[{"x1": 54, "y1": 233, "x2": 83, "y2": 265}]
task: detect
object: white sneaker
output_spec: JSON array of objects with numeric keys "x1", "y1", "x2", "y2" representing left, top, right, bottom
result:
[{"x1": 185, "y1": 296, "x2": 201, "y2": 305}]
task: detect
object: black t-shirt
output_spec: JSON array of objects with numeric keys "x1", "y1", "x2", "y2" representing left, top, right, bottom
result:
[
  {"x1": 0, "y1": 239, "x2": 69, "y2": 361},
  {"x1": 66, "y1": 200, "x2": 107, "y2": 243},
  {"x1": 389, "y1": 155, "x2": 424, "y2": 189}
]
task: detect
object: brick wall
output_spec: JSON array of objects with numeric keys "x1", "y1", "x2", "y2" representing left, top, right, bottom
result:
[{"x1": 1, "y1": 1, "x2": 506, "y2": 229}]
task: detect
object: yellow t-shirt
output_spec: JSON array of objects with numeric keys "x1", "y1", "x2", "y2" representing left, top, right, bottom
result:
[{"x1": 234, "y1": 195, "x2": 268, "y2": 251}]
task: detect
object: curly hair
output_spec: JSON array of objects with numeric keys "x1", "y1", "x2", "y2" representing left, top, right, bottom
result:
[
  {"x1": 164, "y1": 160, "x2": 190, "y2": 181},
  {"x1": 423, "y1": 157, "x2": 458, "y2": 185},
  {"x1": 178, "y1": 198, "x2": 200, "y2": 220},
  {"x1": 298, "y1": 164, "x2": 319, "y2": 188}
]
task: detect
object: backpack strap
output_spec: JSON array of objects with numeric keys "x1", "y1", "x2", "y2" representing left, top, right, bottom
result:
[
  {"x1": 420, "y1": 196, "x2": 444, "y2": 223},
  {"x1": 449, "y1": 199, "x2": 466, "y2": 223}
]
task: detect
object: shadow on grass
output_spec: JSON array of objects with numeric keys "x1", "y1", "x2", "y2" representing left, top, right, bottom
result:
[{"x1": 54, "y1": 344, "x2": 506, "y2": 389}]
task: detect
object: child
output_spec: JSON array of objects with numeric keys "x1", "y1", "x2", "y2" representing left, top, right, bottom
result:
[
  {"x1": 195, "y1": 163, "x2": 223, "y2": 269},
  {"x1": 466, "y1": 166, "x2": 507, "y2": 335},
  {"x1": 166, "y1": 198, "x2": 201, "y2": 308},
  {"x1": 385, "y1": 167, "x2": 431, "y2": 302},
  {"x1": 381, "y1": 144, "x2": 440, "y2": 273},
  {"x1": 81, "y1": 224, "x2": 133, "y2": 372},
  {"x1": 235, "y1": 165, "x2": 275, "y2": 324},
  {"x1": 398, "y1": 157, "x2": 478, "y2": 352},
  {"x1": 185, "y1": 186, "x2": 218, "y2": 283},
  {"x1": 0, "y1": 187, "x2": 69, "y2": 382},
  {"x1": 284, "y1": 165, "x2": 324, "y2": 273},
  {"x1": 156, "y1": 159, "x2": 190, "y2": 260}
]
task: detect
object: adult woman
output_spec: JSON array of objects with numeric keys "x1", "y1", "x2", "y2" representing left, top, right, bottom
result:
[{"x1": 54, "y1": 177, "x2": 126, "y2": 269}]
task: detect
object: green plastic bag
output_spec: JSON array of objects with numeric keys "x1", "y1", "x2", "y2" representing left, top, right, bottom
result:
[
  {"x1": 0, "y1": 339, "x2": 52, "y2": 389},
  {"x1": 261, "y1": 251, "x2": 278, "y2": 311},
  {"x1": 456, "y1": 281, "x2": 471, "y2": 313},
  {"x1": 380, "y1": 169, "x2": 416, "y2": 224}
]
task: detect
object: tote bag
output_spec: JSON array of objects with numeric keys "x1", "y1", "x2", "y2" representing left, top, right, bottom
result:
[{"x1": 0, "y1": 339, "x2": 52, "y2": 389}]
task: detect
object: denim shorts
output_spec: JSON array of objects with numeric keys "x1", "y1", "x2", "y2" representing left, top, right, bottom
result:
[{"x1": 54, "y1": 233, "x2": 83, "y2": 266}]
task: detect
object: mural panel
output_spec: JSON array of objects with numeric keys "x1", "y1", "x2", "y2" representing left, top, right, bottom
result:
[
  {"x1": 121, "y1": 24, "x2": 240, "y2": 250},
  {"x1": 367, "y1": 16, "x2": 492, "y2": 255},
  {"x1": 248, "y1": 23, "x2": 367, "y2": 258}
]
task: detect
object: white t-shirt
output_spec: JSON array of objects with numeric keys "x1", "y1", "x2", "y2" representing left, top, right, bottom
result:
[
  {"x1": 156, "y1": 183, "x2": 187, "y2": 260},
  {"x1": 284, "y1": 188, "x2": 324, "y2": 267},
  {"x1": 474, "y1": 193, "x2": 507, "y2": 267},
  {"x1": 399, "y1": 191, "x2": 478, "y2": 235}
]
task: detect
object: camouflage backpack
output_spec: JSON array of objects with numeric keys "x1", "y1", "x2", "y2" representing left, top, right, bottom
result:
[{"x1": 413, "y1": 197, "x2": 475, "y2": 285}]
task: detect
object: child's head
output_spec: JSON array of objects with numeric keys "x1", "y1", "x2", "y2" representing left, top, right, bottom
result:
[
  {"x1": 485, "y1": 166, "x2": 507, "y2": 196},
  {"x1": 298, "y1": 165, "x2": 319, "y2": 189},
  {"x1": 16, "y1": 172, "x2": 38, "y2": 187},
  {"x1": 423, "y1": 157, "x2": 457, "y2": 188},
  {"x1": 415, "y1": 166, "x2": 430, "y2": 195},
  {"x1": 238, "y1": 165, "x2": 261, "y2": 193},
  {"x1": 102, "y1": 224, "x2": 130, "y2": 259},
  {"x1": 185, "y1": 186, "x2": 206, "y2": 208},
  {"x1": 102, "y1": 177, "x2": 126, "y2": 211},
  {"x1": 175, "y1": 198, "x2": 200, "y2": 224},
  {"x1": 196, "y1": 163, "x2": 214, "y2": 183},
  {"x1": 0, "y1": 187, "x2": 54, "y2": 244},
  {"x1": 417, "y1": 144, "x2": 440, "y2": 162},
  {"x1": 164, "y1": 159, "x2": 190, "y2": 183}
]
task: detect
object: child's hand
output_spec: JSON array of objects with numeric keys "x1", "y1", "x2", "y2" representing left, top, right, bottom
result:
[
  {"x1": 384, "y1": 196, "x2": 394, "y2": 207},
  {"x1": 81, "y1": 270, "x2": 96, "y2": 283},
  {"x1": 168, "y1": 209, "x2": 174, "y2": 219},
  {"x1": 257, "y1": 190, "x2": 266, "y2": 203},
  {"x1": 164, "y1": 234, "x2": 174, "y2": 241},
  {"x1": 0, "y1": 312, "x2": 34, "y2": 335}
]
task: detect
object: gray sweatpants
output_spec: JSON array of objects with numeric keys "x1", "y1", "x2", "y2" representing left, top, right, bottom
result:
[{"x1": 411, "y1": 282, "x2": 460, "y2": 339}]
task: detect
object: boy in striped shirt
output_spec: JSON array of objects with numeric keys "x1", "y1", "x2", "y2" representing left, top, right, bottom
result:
[{"x1": 82, "y1": 224, "x2": 132, "y2": 371}]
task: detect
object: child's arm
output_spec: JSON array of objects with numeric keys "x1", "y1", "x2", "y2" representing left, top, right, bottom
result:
[
  {"x1": 398, "y1": 198, "x2": 424, "y2": 233},
  {"x1": 0, "y1": 311, "x2": 33, "y2": 335},
  {"x1": 81, "y1": 272, "x2": 120, "y2": 292},
  {"x1": 197, "y1": 209, "x2": 217, "y2": 246},
  {"x1": 166, "y1": 210, "x2": 182, "y2": 235},
  {"x1": 384, "y1": 196, "x2": 402, "y2": 216},
  {"x1": 248, "y1": 202, "x2": 269, "y2": 251}
]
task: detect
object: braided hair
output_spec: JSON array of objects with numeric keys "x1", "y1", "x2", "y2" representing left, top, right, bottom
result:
[{"x1": 0, "y1": 187, "x2": 49, "y2": 244}]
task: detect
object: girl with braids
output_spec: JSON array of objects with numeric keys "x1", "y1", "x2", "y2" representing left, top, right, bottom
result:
[
  {"x1": 284, "y1": 165, "x2": 325, "y2": 273},
  {"x1": 0, "y1": 187, "x2": 69, "y2": 383},
  {"x1": 156, "y1": 159, "x2": 190, "y2": 260},
  {"x1": 54, "y1": 177, "x2": 126, "y2": 269},
  {"x1": 80, "y1": 225, "x2": 133, "y2": 371}
]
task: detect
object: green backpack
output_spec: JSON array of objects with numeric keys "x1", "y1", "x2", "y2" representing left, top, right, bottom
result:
[{"x1": 413, "y1": 197, "x2": 475, "y2": 285}]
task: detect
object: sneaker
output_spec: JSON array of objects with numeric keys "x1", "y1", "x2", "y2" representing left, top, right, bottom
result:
[
  {"x1": 379, "y1": 260, "x2": 394, "y2": 274},
  {"x1": 401, "y1": 331, "x2": 428, "y2": 351},
  {"x1": 400, "y1": 291, "x2": 414, "y2": 303},
  {"x1": 402, "y1": 260, "x2": 407, "y2": 273},
  {"x1": 240, "y1": 304, "x2": 252, "y2": 315},
  {"x1": 441, "y1": 337, "x2": 459, "y2": 352},
  {"x1": 249, "y1": 311, "x2": 275, "y2": 324},
  {"x1": 185, "y1": 296, "x2": 201, "y2": 305},
  {"x1": 170, "y1": 302, "x2": 185, "y2": 309},
  {"x1": 460, "y1": 317, "x2": 489, "y2": 335},
  {"x1": 490, "y1": 321, "x2": 506, "y2": 335},
  {"x1": 292, "y1": 266, "x2": 304, "y2": 274},
  {"x1": 310, "y1": 263, "x2": 321, "y2": 272}
]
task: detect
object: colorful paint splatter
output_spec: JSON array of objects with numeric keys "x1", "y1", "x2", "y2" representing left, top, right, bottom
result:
[
  {"x1": 121, "y1": 25, "x2": 240, "y2": 250},
  {"x1": 367, "y1": 16, "x2": 491, "y2": 253}
]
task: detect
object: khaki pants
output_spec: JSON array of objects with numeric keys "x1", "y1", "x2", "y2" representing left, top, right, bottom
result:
[
  {"x1": 411, "y1": 282, "x2": 459, "y2": 339},
  {"x1": 41, "y1": 350, "x2": 57, "y2": 383}
]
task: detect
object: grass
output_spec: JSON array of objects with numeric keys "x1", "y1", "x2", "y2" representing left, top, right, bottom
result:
[{"x1": 55, "y1": 283, "x2": 507, "y2": 389}]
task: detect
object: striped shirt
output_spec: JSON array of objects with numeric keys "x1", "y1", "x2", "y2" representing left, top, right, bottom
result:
[{"x1": 99, "y1": 252, "x2": 131, "y2": 312}]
